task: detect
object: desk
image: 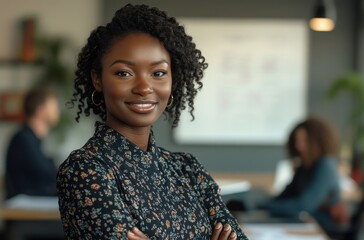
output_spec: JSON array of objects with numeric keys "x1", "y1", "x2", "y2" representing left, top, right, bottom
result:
[
  {"x1": 0, "y1": 209, "x2": 60, "y2": 221},
  {"x1": 212, "y1": 172, "x2": 275, "y2": 194},
  {"x1": 241, "y1": 222, "x2": 328, "y2": 240},
  {"x1": 234, "y1": 211, "x2": 330, "y2": 240},
  {"x1": 0, "y1": 195, "x2": 63, "y2": 240},
  {"x1": 215, "y1": 179, "x2": 251, "y2": 195}
]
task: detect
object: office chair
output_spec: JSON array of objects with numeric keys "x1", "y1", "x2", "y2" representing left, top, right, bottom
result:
[
  {"x1": 329, "y1": 196, "x2": 364, "y2": 240},
  {"x1": 344, "y1": 196, "x2": 364, "y2": 240},
  {"x1": 226, "y1": 199, "x2": 248, "y2": 212}
]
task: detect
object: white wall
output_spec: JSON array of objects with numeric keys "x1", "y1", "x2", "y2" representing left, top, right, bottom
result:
[{"x1": 0, "y1": 0, "x2": 102, "y2": 176}]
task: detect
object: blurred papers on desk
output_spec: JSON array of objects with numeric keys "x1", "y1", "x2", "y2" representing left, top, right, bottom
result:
[
  {"x1": 216, "y1": 179, "x2": 251, "y2": 195},
  {"x1": 241, "y1": 223, "x2": 327, "y2": 240},
  {"x1": 5, "y1": 194, "x2": 58, "y2": 211}
]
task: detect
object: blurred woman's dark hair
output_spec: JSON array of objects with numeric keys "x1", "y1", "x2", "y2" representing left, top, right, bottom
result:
[{"x1": 287, "y1": 116, "x2": 339, "y2": 166}]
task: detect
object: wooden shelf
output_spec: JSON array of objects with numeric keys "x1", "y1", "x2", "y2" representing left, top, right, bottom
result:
[{"x1": 0, "y1": 59, "x2": 44, "y2": 66}]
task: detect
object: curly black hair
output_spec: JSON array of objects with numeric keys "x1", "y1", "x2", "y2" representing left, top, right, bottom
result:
[{"x1": 68, "y1": 4, "x2": 208, "y2": 127}]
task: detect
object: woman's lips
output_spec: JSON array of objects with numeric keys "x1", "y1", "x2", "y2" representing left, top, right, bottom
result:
[{"x1": 127, "y1": 102, "x2": 157, "y2": 113}]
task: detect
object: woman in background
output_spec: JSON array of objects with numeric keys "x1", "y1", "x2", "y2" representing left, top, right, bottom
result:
[
  {"x1": 56, "y1": 4, "x2": 248, "y2": 240},
  {"x1": 263, "y1": 116, "x2": 348, "y2": 235}
]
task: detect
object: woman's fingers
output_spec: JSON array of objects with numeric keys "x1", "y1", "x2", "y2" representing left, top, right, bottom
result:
[
  {"x1": 211, "y1": 223, "x2": 236, "y2": 240},
  {"x1": 228, "y1": 231, "x2": 237, "y2": 240},
  {"x1": 218, "y1": 224, "x2": 233, "y2": 240},
  {"x1": 126, "y1": 227, "x2": 150, "y2": 240},
  {"x1": 211, "y1": 222, "x2": 223, "y2": 240},
  {"x1": 126, "y1": 224, "x2": 236, "y2": 240}
]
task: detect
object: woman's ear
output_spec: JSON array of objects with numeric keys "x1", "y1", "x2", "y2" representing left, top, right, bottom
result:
[{"x1": 91, "y1": 70, "x2": 102, "y2": 91}]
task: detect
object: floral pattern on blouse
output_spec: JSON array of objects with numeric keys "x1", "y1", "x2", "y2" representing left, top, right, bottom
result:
[{"x1": 57, "y1": 122, "x2": 248, "y2": 240}]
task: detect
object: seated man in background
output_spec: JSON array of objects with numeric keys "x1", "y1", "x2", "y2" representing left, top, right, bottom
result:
[{"x1": 5, "y1": 88, "x2": 60, "y2": 199}]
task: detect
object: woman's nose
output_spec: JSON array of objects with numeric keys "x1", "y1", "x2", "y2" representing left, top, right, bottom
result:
[{"x1": 132, "y1": 75, "x2": 153, "y2": 96}]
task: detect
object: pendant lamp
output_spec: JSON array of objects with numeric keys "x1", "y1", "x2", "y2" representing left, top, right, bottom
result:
[{"x1": 309, "y1": 0, "x2": 337, "y2": 31}]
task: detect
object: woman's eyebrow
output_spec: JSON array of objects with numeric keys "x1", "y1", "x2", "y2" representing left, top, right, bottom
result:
[
  {"x1": 151, "y1": 60, "x2": 169, "y2": 66},
  {"x1": 110, "y1": 59, "x2": 135, "y2": 67},
  {"x1": 110, "y1": 59, "x2": 169, "y2": 67}
]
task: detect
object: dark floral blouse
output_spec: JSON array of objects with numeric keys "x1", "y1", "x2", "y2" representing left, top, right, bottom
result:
[{"x1": 57, "y1": 122, "x2": 248, "y2": 240}]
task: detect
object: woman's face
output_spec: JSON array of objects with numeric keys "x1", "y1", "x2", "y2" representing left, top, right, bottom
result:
[
  {"x1": 295, "y1": 127, "x2": 309, "y2": 160},
  {"x1": 92, "y1": 33, "x2": 172, "y2": 132},
  {"x1": 38, "y1": 96, "x2": 60, "y2": 128},
  {"x1": 44, "y1": 96, "x2": 60, "y2": 127}
]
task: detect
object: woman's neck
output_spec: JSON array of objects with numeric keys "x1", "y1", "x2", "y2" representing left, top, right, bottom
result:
[
  {"x1": 106, "y1": 122, "x2": 151, "y2": 151},
  {"x1": 27, "y1": 117, "x2": 49, "y2": 139},
  {"x1": 301, "y1": 155, "x2": 317, "y2": 169},
  {"x1": 126, "y1": 131, "x2": 150, "y2": 151}
]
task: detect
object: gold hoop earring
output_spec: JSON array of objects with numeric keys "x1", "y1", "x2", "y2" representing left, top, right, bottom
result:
[
  {"x1": 91, "y1": 90, "x2": 102, "y2": 106},
  {"x1": 166, "y1": 95, "x2": 174, "y2": 108}
]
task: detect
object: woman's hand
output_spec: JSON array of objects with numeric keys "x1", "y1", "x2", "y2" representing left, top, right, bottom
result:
[
  {"x1": 127, "y1": 227, "x2": 150, "y2": 240},
  {"x1": 126, "y1": 223, "x2": 237, "y2": 240},
  {"x1": 211, "y1": 222, "x2": 237, "y2": 240}
]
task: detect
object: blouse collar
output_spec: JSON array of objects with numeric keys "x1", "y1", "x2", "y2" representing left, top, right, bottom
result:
[{"x1": 93, "y1": 121, "x2": 159, "y2": 155}]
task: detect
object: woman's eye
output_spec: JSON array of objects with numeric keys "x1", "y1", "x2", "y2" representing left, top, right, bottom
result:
[
  {"x1": 153, "y1": 71, "x2": 166, "y2": 77},
  {"x1": 115, "y1": 71, "x2": 132, "y2": 77}
]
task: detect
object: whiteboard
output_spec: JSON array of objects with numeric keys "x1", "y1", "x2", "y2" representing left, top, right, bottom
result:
[{"x1": 174, "y1": 19, "x2": 308, "y2": 145}]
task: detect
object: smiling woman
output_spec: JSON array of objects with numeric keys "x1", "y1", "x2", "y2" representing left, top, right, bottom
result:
[
  {"x1": 91, "y1": 33, "x2": 172, "y2": 137},
  {"x1": 56, "y1": 3, "x2": 248, "y2": 240}
]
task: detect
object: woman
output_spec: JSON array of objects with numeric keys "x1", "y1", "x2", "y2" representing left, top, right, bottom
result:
[
  {"x1": 57, "y1": 4, "x2": 248, "y2": 240},
  {"x1": 263, "y1": 116, "x2": 348, "y2": 234}
]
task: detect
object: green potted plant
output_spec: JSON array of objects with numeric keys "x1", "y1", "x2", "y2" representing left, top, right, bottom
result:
[
  {"x1": 325, "y1": 72, "x2": 364, "y2": 184},
  {"x1": 32, "y1": 35, "x2": 76, "y2": 140}
]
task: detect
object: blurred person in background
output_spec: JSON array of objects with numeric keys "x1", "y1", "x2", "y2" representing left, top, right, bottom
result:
[
  {"x1": 261, "y1": 116, "x2": 349, "y2": 236},
  {"x1": 5, "y1": 88, "x2": 60, "y2": 199}
]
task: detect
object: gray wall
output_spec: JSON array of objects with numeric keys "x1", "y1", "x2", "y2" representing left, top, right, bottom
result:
[{"x1": 102, "y1": 0, "x2": 357, "y2": 172}]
